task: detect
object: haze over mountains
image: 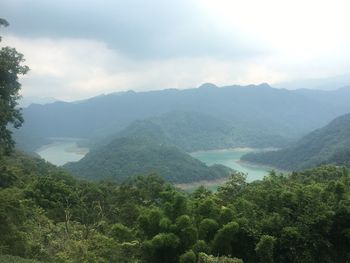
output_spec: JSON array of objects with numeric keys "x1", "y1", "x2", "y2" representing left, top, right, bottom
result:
[
  {"x1": 242, "y1": 113, "x2": 350, "y2": 170},
  {"x1": 15, "y1": 83, "x2": 350, "y2": 154},
  {"x1": 14, "y1": 81, "x2": 350, "y2": 185},
  {"x1": 275, "y1": 74, "x2": 350, "y2": 91}
]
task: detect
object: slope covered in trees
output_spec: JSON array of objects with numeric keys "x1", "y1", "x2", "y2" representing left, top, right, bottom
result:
[
  {"x1": 2, "y1": 152, "x2": 350, "y2": 262},
  {"x1": 89, "y1": 111, "x2": 288, "y2": 153},
  {"x1": 64, "y1": 137, "x2": 233, "y2": 183},
  {"x1": 15, "y1": 83, "x2": 350, "y2": 153},
  {"x1": 242, "y1": 113, "x2": 350, "y2": 170}
]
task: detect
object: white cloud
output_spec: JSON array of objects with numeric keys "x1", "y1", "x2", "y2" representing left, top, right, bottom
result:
[
  {"x1": 2, "y1": 0, "x2": 350, "y2": 101},
  {"x1": 2, "y1": 35, "x2": 284, "y2": 101}
]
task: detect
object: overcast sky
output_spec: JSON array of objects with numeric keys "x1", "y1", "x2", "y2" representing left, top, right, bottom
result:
[{"x1": 2, "y1": 0, "x2": 350, "y2": 101}]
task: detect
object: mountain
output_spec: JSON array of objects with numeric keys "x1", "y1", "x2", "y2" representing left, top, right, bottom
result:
[
  {"x1": 97, "y1": 111, "x2": 290, "y2": 152},
  {"x1": 19, "y1": 96, "x2": 58, "y2": 107},
  {"x1": 241, "y1": 113, "x2": 350, "y2": 170},
  {"x1": 15, "y1": 83, "x2": 350, "y2": 152},
  {"x1": 64, "y1": 136, "x2": 233, "y2": 183},
  {"x1": 293, "y1": 86, "x2": 350, "y2": 112},
  {"x1": 275, "y1": 74, "x2": 350, "y2": 91}
]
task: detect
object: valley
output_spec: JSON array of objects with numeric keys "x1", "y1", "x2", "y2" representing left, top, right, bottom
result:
[
  {"x1": 3, "y1": 4, "x2": 350, "y2": 262},
  {"x1": 36, "y1": 138, "x2": 281, "y2": 190}
]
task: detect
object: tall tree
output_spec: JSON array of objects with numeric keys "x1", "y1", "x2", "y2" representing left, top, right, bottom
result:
[{"x1": 0, "y1": 19, "x2": 29, "y2": 156}]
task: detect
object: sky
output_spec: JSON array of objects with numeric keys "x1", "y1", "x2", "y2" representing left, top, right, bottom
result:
[{"x1": 2, "y1": 0, "x2": 350, "y2": 101}]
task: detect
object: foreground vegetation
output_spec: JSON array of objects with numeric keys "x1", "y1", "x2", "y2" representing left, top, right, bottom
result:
[{"x1": 1, "y1": 152, "x2": 350, "y2": 262}]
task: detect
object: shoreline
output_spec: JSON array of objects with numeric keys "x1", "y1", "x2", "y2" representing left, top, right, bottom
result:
[
  {"x1": 190, "y1": 146, "x2": 279, "y2": 155},
  {"x1": 237, "y1": 159, "x2": 289, "y2": 174},
  {"x1": 180, "y1": 147, "x2": 288, "y2": 191},
  {"x1": 175, "y1": 163, "x2": 290, "y2": 191},
  {"x1": 190, "y1": 147, "x2": 255, "y2": 154}
]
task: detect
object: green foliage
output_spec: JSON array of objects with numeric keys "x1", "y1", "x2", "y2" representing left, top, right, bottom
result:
[
  {"x1": 179, "y1": 250, "x2": 196, "y2": 263},
  {"x1": 115, "y1": 111, "x2": 289, "y2": 152},
  {"x1": 212, "y1": 221, "x2": 239, "y2": 256},
  {"x1": 2, "y1": 152, "x2": 350, "y2": 262},
  {"x1": 198, "y1": 219, "x2": 219, "y2": 242},
  {"x1": 0, "y1": 188, "x2": 29, "y2": 256},
  {"x1": 64, "y1": 136, "x2": 233, "y2": 183},
  {"x1": 144, "y1": 233, "x2": 180, "y2": 263},
  {"x1": 0, "y1": 19, "x2": 29, "y2": 156},
  {"x1": 242, "y1": 113, "x2": 350, "y2": 170},
  {"x1": 110, "y1": 223, "x2": 135, "y2": 242},
  {"x1": 198, "y1": 253, "x2": 243, "y2": 263},
  {"x1": 0, "y1": 255, "x2": 41, "y2": 263},
  {"x1": 255, "y1": 235, "x2": 276, "y2": 263}
]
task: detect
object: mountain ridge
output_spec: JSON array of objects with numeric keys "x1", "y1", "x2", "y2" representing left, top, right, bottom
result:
[
  {"x1": 15, "y1": 83, "x2": 350, "y2": 153},
  {"x1": 241, "y1": 113, "x2": 350, "y2": 170}
]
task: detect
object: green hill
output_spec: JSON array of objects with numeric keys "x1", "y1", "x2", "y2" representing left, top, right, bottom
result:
[
  {"x1": 241, "y1": 113, "x2": 350, "y2": 170},
  {"x1": 96, "y1": 111, "x2": 289, "y2": 152},
  {"x1": 64, "y1": 136, "x2": 233, "y2": 183}
]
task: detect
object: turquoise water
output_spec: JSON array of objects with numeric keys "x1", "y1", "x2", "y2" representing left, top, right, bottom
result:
[
  {"x1": 36, "y1": 138, "x2": 89, "y2": 166},
  {"x1": 36, "y1": 140, "x2": 273, "y2": 184},
  {"x1": 191, "y1": 148, "x2": 274, "y2": 182}
]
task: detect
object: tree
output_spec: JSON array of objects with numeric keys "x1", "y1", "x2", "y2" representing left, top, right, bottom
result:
[
  {"x1": 197, "y1": 253, "x2": 243, "y2": 263},
  {"x1": 212, "y1": 222, "x2": 239, "y2": 256},
  {"x1": 144, "y1": 233, "x2": 180, "y2": 263},
  {"x1": 110, "y1": 223, "x2": 135, "y2": 242},
  {"x1": 255, "y1": 235, "x2": 276, "y2": 263},
  {"x1": 198, "y1": 218, "x2": 219, "y2": 242},
  {"x1": 179, "y1": 250, "x2": 196, "y2": 263},
  {"x1": 0, "y1": 19, "x2": 29, "y2": 156}
]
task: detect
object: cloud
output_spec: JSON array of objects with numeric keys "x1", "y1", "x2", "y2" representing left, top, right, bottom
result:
[
  {"x1": 1, "y1": 0, "x2": 265, "y2": 60},
  {"x1": 2, "y1": 0, "x2": 350, "y2": 102},
  {"x1": 2, "y1": 35, "x2": 282, "y2": 101}
]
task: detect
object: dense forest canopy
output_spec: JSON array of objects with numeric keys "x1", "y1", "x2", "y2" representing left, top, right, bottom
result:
[{"x1": 1, "y1": 152, "x2": 350, "y2": 262}]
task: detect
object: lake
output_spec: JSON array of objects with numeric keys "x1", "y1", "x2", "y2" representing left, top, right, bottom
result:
[
  {"x1": 36, "y1": 140, "x2": 277, "y2": 191},
  {"x1": 178, "y1": 148, "x2": 279, "y2": 192},
  {"x1": 191, "y1": 148, "x2": 274, "y2": 182},
  {"x1": 36, "y1": 138, "x2": 89, "y2": 166}
]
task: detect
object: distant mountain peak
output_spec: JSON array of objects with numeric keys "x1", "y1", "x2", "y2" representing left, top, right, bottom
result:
[
  {"x1": 257, "y1": 82, "x2": 272, "y2": 88},
  {"x1": 198, "y1": 83, "x2": 218, "y2": 89}
]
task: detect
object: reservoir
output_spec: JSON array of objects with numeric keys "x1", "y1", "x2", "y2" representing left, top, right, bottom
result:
[
  {"x1": 36, "y1": 138, "x2": 89, "y2": 166},
  {"x1": 36, "y1": 140, "x2": 278, "y2": 190},
  {"x1": 191, "y1": 148, "x2": 274, "y2": 182},
  {"x1": 178, "y1": 148, "x2": 281, "y2": 192}
]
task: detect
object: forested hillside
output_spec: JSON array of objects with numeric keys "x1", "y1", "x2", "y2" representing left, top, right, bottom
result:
[
  {"x1": 15, "y1": 83, "x2": 350, "y2": 153},
  {"x1": 2, "y1": 152, "x2": 350, "y2": 262},
  {"x1": 64, "y1": 137, "x2": 233, "y2": 183},
  {"x1": 112, "y1": 111, "x2": 289, "y2": 152},
  {"x1": 242, "y1": 113, "x2": 350, "y2": 170}
]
